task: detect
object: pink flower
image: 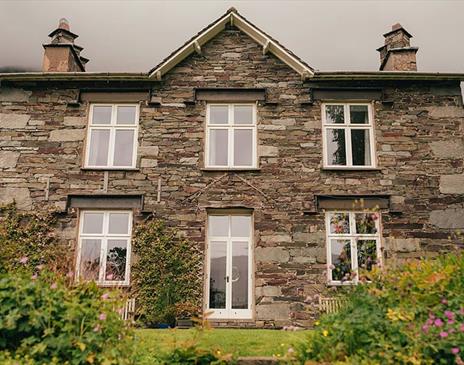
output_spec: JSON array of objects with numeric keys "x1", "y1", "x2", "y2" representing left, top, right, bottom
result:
[
  {"x1": 460, "y1": 307, "x2": 464, "y2": 316},
  {"x1": 460, "y1": 324, "x2": 464, "y2": 332},
  {"x1": 50, "y1": 283, "x2": 57, "y2": 289},
  {"x1": 106, "y1": 274, "x2": 114, "y2": 280},
  {"x1": 452, "y1": 348, "x2": 460, "y2": 355},
  {"x1": 442, "y1": 299, "x2": 448, "y2": 305},
  {"x1": 439, "y1": 331, "x2": 448, "y2": 338},
  {"x1": 117, "y1": 308, "x2": 124, "y2": 315},
  {"x1": 445, "y1": 311, "x2": 454, "y2": 320},
  {"x1": 422, "y1": 324, "x2": 429, "y2": 333},
  {"x1": 66, "y1": 271, "x2": 74, "y2": 278},
  {"x1": 434, "y1": 318, "x2": 444, "y2": 327},
  {"x1": 101, "y1": 293, "x2": 109, "y2": 300},
  {"x1": 98, "y1": 313, "x2": 107, "y2": 321},
  {"x1": 93, "y1": 324, "x2": 101, "y2": 332},
  {"x1": 448, "y1": 319, "x2": 455, "y2": 325},
  {"x1": 19, "y1": 256, "x2": 28, "y2": 264}
]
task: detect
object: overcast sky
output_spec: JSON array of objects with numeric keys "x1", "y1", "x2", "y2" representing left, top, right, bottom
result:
[{"x1": 1, "y1": 0, "x2": 463, "y2": 73}]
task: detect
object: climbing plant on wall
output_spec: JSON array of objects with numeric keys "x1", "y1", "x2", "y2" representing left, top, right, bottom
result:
[{"x1": 131, "y1": 217, "x2": 203, "y2": 327}]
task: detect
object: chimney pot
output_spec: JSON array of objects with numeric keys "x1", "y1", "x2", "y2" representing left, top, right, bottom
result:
[
  {"x1": 392, "y1": 23, "x2": 402, "y2": 31},
  {"x1": 58, "y1": 18, "x2": 70, "y2": 31}
]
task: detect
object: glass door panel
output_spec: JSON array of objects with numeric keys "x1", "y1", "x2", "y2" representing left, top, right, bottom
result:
[{"x1": 209, "y1": 241, "x2": 227, "y2": 310}]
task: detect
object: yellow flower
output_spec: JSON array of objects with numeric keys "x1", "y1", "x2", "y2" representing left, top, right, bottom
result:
[
  {"x1": 322, "y1": 330, "x2": 329, "y2": 337},
  {"x1": 314, "y1": 321, "x2": 320, "y2": 326}
]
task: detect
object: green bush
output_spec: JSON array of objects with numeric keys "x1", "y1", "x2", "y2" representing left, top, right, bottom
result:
[
  {"x1": 0, "y1": 270, "x2": 134, "y2": 364},
  {"x1": 0, "y1": 204, "x2": 68, "y2": 275},
  {"x1": 132, "y1": 219, "x2": 202, "y2": 327},
  {"x1": 295, "y1": 253, "x2": 464, "y2": 364}
]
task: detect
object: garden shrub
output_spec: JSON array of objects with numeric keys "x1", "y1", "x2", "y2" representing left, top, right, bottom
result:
[
  {"x1": 0, "y1": 270, "x2": 134, "y2": 364},
  {"x1": 0, "y1": 203, "x2": 69, "y2": 274},
  {"x1": 295, "y1": 252, "x2": 464, "y2": 364},
  {"x1": 132, "y1": 218, "x2": 202, "y2": 327}
]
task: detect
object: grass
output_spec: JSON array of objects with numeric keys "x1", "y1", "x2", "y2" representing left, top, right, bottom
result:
[{"x1": 134, "y1": 328, "x2": 310, "y2": 359}]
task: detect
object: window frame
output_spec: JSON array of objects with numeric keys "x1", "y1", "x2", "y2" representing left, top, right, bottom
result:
[
  {"x1": 205, "y1": 103, "x2": 258, "y2": 169},
  {"x1": 84, "y1": 103, "x2": 139, "y2": 169},
  {"x1": 325, "y1": 211, "x2": 382, "y2": 285},
  {"x1": 322, "y1": 102, "x2": 376, "y2": 169},
  {"x1": 76, "y1": 210, "x2": 132, "y2": 287}
]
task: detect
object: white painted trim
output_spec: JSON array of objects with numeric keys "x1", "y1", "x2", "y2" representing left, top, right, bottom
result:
[
  {"x1": 322, "y1": 103, "x2": 376, "y2": 169},
  {"x1": 325, "y1": 211, "x2": 382, "y2": 285},
  {"x1": 206, "y1": 213, "x2": 253, "y2": 319},
  {"x1": 76, "y1": 210, "x2": 133, "y2": 287},
  {"x1": 84, "y1": 104, "x2": 139, "y2": 169},
  {"x1": 148, "y1": 12, "x2": 313, "y2": 79},
  {"x1": 205, "y1": 103, "x2": 257, "y2": 169}
]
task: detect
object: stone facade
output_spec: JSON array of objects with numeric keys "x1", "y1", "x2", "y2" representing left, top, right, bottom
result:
[{"x1": 1, "y1": 25, "x2": 464, "y2": 328}]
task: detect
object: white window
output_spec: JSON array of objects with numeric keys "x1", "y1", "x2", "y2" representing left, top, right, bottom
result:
[
  {"x1": 85, "y1": 104, "x2": 139, "y2": 168},
  {"x1": 206, "y1": 104, "x2": 257, "y2": 168},
  {"x1": 322, "y1": 103, "x2": 375, "y2": 168},
  {"x1": 325, "y1": 211, "x2": 382, "y2": 285},
  {"x1": 76, "y1": 210, "x2": 132, "y2": 286},
  {"x1": 206, "y1": 214, "x2": 253, "y2": 319}
]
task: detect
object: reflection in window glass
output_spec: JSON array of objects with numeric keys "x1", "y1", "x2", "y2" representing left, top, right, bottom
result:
[
  {"x1": 116, "y1": 106, "x2": 136, "y2": 124},
  {"x1": 330, "y1": 239, "x2": 351, "y2": 281},
  {"x1": 209, "y1": 129, "x2": 228, "y2": 166},
  {"x1": 105, "y1": 240, "x2": 127, "y2": 281},
  {"x1": 234, "y1": 129, "x2": 253, "y2": 166},
  {"x1": 355, "y1": 213, "x2": 378, "y2": 234},
  {"x1": 209, "y1": 241, "x2": 227, "y2": 309},
  {"x1": 326, "y1": 129, "x2": 346, "y2": 165},
  {"x1": 232, "y1": 241, "x2": 249, "y2": 309},
  {"x1": 88, "y1": 129, "x2": 110, "y2": 166},
  {"x1": 113, "y1": 130, "x2": 135, "y2": 167},
  {"x1": 350, "y1": 105, "x2": 369, "y2": 124},
  {"x1": 357, "y1": 240, "x2": 377, "y2": 272},
  {"x1": 210, "y1": 105, "x2": 229, "y2": 124},
  {"x1": 92, "y1": 106, "x2": 112, "y2": 124},
  {"x1": 351, "y1": 129, "x2": 371, "y2": 166},
  {"x1": 330, "y1": 213, "x2": 350, "y2": 234},
  {"x1": 80, "y1": 239, "x2": 101, "y2": 281},
  {"x1": 325, "y1": 105, "x2": 345, "y2": 124}
]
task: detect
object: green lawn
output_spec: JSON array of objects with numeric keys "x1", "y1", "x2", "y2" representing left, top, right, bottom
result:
[{"x1": 134, "y1": 328, "x2": 310, "y2": 359}]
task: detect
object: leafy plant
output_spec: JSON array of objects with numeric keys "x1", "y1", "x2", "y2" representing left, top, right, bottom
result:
[
  {"x1": 0, "y1": 270, "x2": 134, "y2": 364},
  {"x1": 132, "y1": 218, "x2": 202, "y2": 327},
  {"x1": 0, "y1": 203, "x2": 69, "y2": 275},
  {"x1": 294, "y1": 252, "x2": 464, "y2": 364}
]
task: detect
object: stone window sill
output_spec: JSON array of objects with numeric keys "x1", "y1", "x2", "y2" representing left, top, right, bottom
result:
[
  {"x1": 321, "y1": 167, "x2": 382, "y2": 172},
  {"x1": 201, "y1": 168, "x2": 261, "y2": 172},
  {"x1": 81, "y1": 167, "x2": 141, "y2": 172}
]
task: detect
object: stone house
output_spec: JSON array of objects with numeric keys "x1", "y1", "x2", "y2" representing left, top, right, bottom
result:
[{"x1": 1, "y1": 8, "x2": 463, "y2": 328}]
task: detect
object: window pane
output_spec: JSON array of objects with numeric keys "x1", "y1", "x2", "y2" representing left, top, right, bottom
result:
[
  {"x1": 82, "y1": 212, "x2": 104, "y2": 234},
  {"x1": 231, "y1": 216, "x2": 251, "y2": 237},
  {"x1": 88, "y1": 129, "x2": 110, "y2": 166},
  {"x1": 92, "y1": 106, "x2": 112, "y2": 124},
  {"x1": 326, "y1": 129, "x2": 346, "y2": 165},
  {"x1": 113, "y1": 130, "x2": 135, "y2": 167},
  {"x1": 105, "y1": 239, "x2": 128, "y2": 281},
  {"x1": 351, "y1": 129, "x2": 372, "y2": 166},
  {"x1": 116, "y1": 106, "x2": 137, "y2": 125},
  {"x1": 325, "y1": 105, "x2": 344, "y2": 124},
  {"x1": 330, "y1": 239, "x2": 352, "y2": 281},
  {"x1": 329, "y1": 213, "x2": 350, "y2": 234},
  {"x1": 234, "y1": 129, "x2": 253, "y2": 166},
  {"x1": 108, "y1": 213, "x2": 130, "y2": 234},
  {"x1": 357, "y1": 240, "x2": 378, "y2": 272},
  {"x1": 79, "y1": 239, "x2": 101, "y2": 281},
  {"x1": 234, "y1": 105, "x2": 254, "y2": 125},
  {"x1": 355, "y1": 213, "x2": 378, "y2": 234},
  {"x1": 209, "y1": 129, "x2": 228, "y2": 166},
  {"x1": 209, "y1": 105, "x2": 229, "y2": 124},
  {"x1": 209, "y1": 215, "x2": 229, "y2": 236},
  {"x1": 232, "y1": 241, "x2": 249, "y2": 309},
  {"x1": 350, "y1": 105, "x2": 369, "y2": 124},
  {"x1": 209, "y1": 241, "x2": 227, "y2": 309}
]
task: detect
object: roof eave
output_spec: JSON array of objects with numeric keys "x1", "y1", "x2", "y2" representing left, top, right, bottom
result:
[
  {"x1": 312, "y1": 71, "x2": 464, "y2": 81},
  {"x1": 0, "y1": 72, "x2": 150, "y2": 82}
]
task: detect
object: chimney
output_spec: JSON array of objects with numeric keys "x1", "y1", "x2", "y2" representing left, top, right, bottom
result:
[
  {"x1": 42, "y1": 18, "x2": 89, "y2": 72},
  {"x1": 377, "y1": 23, "x2": 418, "y2": 71}
]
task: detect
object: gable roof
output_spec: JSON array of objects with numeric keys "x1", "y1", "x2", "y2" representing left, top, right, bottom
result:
[{"x1": 148, "y1": 7, "x2": 315, "y2": 80}]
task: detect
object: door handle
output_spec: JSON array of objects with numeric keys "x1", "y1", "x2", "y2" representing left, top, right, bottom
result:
[{"x1": 226, "y1": 276, "x2": 229, "y2": 283}]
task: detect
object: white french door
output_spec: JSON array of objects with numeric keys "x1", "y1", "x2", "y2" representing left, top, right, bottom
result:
[{"x1": 206, "y1": 214, "x2": 253, "y2": 319}]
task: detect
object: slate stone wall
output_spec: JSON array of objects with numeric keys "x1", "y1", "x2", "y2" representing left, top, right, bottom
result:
[{"x1": 1, "y1": 27, "x2": 463, "y2": 327}]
